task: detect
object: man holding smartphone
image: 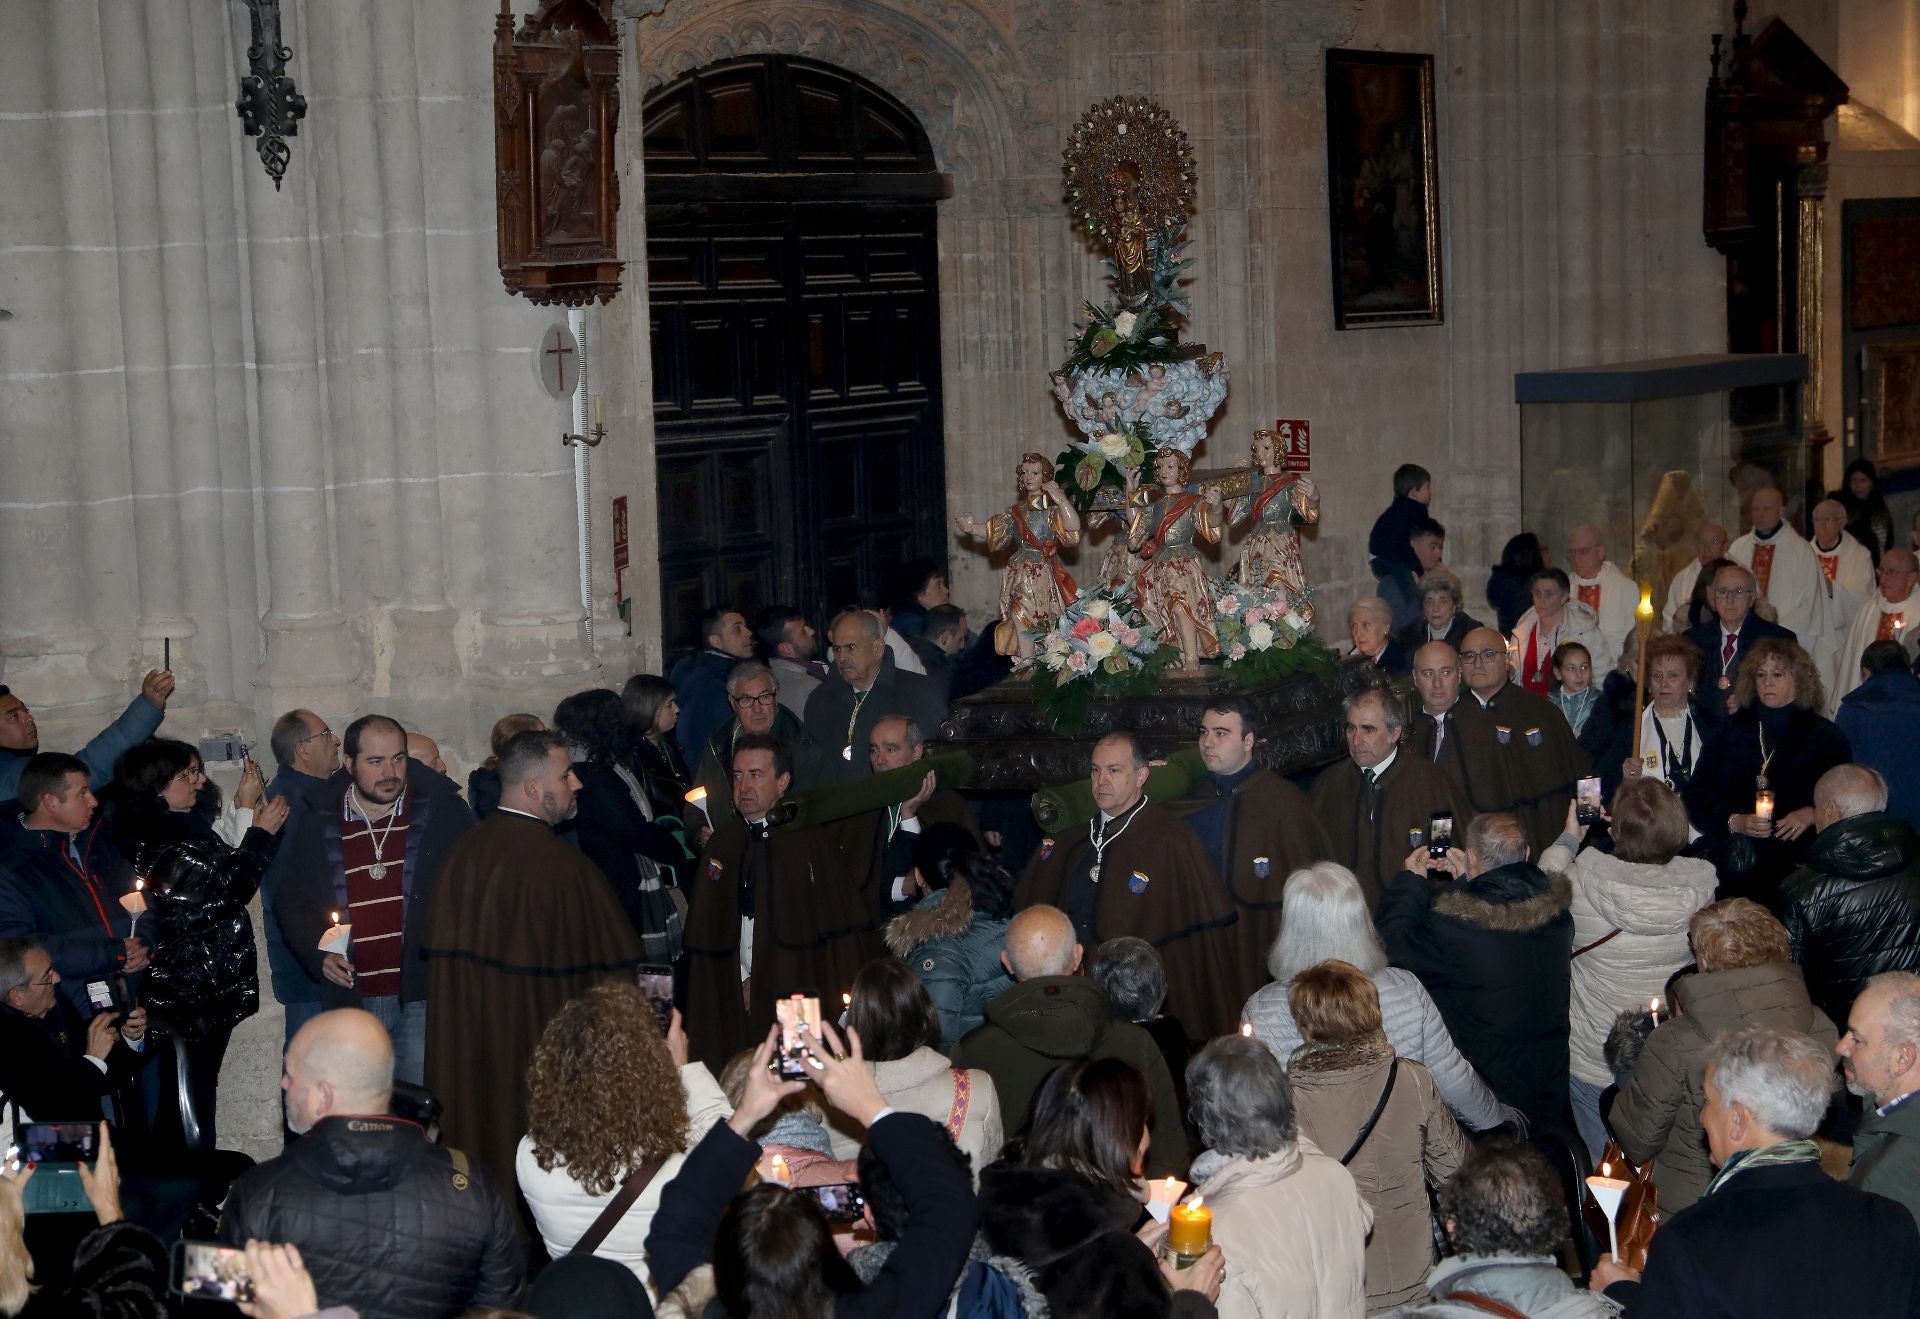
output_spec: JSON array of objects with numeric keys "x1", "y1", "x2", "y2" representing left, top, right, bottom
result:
[{"x1": 0, "y1": 937, "x2": 147, "y2": 1125}]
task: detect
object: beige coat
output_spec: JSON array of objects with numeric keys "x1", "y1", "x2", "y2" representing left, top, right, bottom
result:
[
  {"x1": 1194, "y1": 1137, "x2": 1373, "y2": 1319},
  {"x1": 1289, "y1": 1036, "x2": 1468, "y2": 1314},
  {"x1": 824, "y1": 1044, "x2": 1004, "y2": 1180},
  {"x1": 1608, "y1": 960, "x2": 1838, "y2": 1212}
]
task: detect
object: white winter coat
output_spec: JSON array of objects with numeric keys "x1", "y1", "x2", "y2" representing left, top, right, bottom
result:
[
  {"x1": 1541, "y1": 843, "x2": 1718, "y2": 1087},
  {"x1": 823, "y1": 1044, "x2": 1004, "y2": 1180}
]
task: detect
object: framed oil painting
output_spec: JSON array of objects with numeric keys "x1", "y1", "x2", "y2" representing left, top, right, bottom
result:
[{"x1": 1325, "y1": 49, "x2": 1443, "y2": 330}]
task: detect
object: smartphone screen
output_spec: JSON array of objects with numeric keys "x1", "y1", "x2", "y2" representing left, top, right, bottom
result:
[
  {"x1": 637, "y1": 968, "x2": 674, "y2": 1036},
  {"x1": 17, "y1": 1122, "x2": 95, "y2": 1165},
  {"x1": 802, "y1": 1181, "x2": 867, "y2": 1223},
  {"x1": 1576, "y1": 776, "x2": 1604, "y2": 824},
  {"x1": 1428, "y1": 812, "x2": 1454, "y2": 859},
  {"x1": 86, "y1": 980, "x2": 115, "y2": 1012},
  {"x1": 172, "y1": 1240, "x2": 256, "y2": 1302},
  {"x1": 775, "y1": 992, "x2": 821, "y2": 1081}
]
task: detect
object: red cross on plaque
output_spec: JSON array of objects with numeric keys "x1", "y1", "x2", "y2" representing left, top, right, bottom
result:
[{"x1": 543, "y1": 326, "x2": 575, "y2": 393}]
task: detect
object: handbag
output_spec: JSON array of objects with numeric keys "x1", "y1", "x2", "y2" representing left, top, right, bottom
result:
[
  {"x1": 572, "y1": 1153, "x2": 669, "y2": 1256},
  {"x1": 1581, "y1": 1138, "x2": 1659, "y2": 1270},
  {"x1": 1337, "y1": 1058, "x2": 1399, "y2": 1166}
]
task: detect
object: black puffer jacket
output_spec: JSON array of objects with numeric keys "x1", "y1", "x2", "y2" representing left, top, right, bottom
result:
[
  {"x1": 219, "y1": 1114, "x2": 524, "y2": 1319},
  {"x1": 110, "y1": 802, "x2": 275, "y2": 1039},
  {"x1": 16, "y1": 1220, "x2": 170, "y2": 1318},
  {"x1": 1780, "y1": 810, "x2": 1920, "y2": 1027}
]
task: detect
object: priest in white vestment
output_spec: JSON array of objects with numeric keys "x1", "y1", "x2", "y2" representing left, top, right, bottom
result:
[
  {"x1": 1729, "y1": 487, "x2": 1821, "y2": 642},
  {"x1": 1809, "y1": 499, "x2": 1877, "y2": 701},
  {"x1": 1829, "y1": 549, "x2": 1920, "y2": 714},
  {"x1": 1567, "y1": 524, "x2": 1639, "y2": 658}
]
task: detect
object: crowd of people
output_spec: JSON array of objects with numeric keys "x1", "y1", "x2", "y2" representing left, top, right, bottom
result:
[{"x1": 2, "y1": 485, "x2": 1920, "y2": 1317}]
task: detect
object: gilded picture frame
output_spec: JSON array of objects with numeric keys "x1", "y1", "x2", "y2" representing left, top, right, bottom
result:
[{"x1": 1325, "y1": 49, "x2": 1443, "y2": 330}]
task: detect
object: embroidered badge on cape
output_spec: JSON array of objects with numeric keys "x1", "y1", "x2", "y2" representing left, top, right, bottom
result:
[
  {"x1": 1128, "y1": 870, "x2": 1150, "y2": 894},
  {"x1": 1039, "y1": 838, "x2": 1055, "y2": 860},
  {"x1": 1524, "y1": 726, "x2": 1544, "y2": 747},
  {"x1": 707, "y1": 859, "x2": 724, "y2": 881},
  {"x1": 1494, "y1": 724, "x2": 1513, "y2": 745},
  {"x1": 1252, "y1": 856, "x2": 1271, "y2": 878}
]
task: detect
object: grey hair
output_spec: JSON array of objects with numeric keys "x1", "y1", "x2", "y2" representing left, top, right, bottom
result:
[
  {"x1": 270, "y1": 708, "x2": 318, "y2": 770},
  {"x1": 1466, "y1": 812, "x2": 1530, "y2": 869},
  {"x1": 874, "y1": 714, "x2": 924, "y2": 752},
  {"x1": 726, "y1": 661, "x2": 777, "y2": 697},
  {"x1": 830, "y1": 608, "x2": 885, "y2": 640},
  {"x1": 1816, "y1": 764, "x2": 1888, "y2": 820},
  {"x1": 1187, "y1": 1036, "x2": 1297, "y2": 1158},
  {"x1": 1418, "y1": 570, "x2": 1464, "y2": 607},
  {"x1": 1342, "y1": 686, "x2": 1405, "y2": 736},
  {"x1": 1268, "y1": 863, "x2": 1389, "y2": 982},
  {"x1": 0, "y1": 938, "x2": 39, "y2": 1003},
  {"x1": 1868, "y1": 971, "x2": 1920, "y2": 1054},
  {"x1": 1093, "y1": 729, "x2": 1150, "y2": 771},
  {"x1": 1348, "y1": 595, "x2": 1394, "y2": 627},
  {"x1": 1087, "y1": 937, "x2": 1167, "y2": 1020},
  {"x1": 1711, "y1": 561, "x2": 1759, "y2": 594},
  {"x1": 1704, "y1": 1024, "x2": 1835, "y2": 1140}
]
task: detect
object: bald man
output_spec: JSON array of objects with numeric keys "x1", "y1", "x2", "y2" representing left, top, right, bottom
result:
[
  {"x1": 1408, "y1": 641, "x2": 1509, "y2": 818},
  {"x1": 1566, "y1": 524, "x2": 1638, "y2": 655},
  {"x1": 221, "y1": 1010, "x2": 526, "y2": 1317},
  {"x1": 1730, "y1": 487, "x2": 1822, "y2": 641},
  {"x1": 1811, "y1": 498, "x2": 1879, "y2": 700},
  {"x1": 948, "y1": 905, "x2": 1188, "y2": 1174},
  {"x1": 1452, "y1": 626, "x2": 1589, "y2": 856},
  {"x1": 406, "y1": 731, "x2": 449, "y2": 779},
  {"x1": 1781, "y1": 766, "x2": 1920, "y2": 1027},
  {"x1": 1665, "y1": 522, "x2": 1730, "y2": 631},
  {"x1": 1830, "y1": 549, "x2": 1920, "y2": 714}
]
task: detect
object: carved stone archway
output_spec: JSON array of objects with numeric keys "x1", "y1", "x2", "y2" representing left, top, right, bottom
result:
[{"x1": 633, "y1": 0, "x2": 1034, "y2": 197}]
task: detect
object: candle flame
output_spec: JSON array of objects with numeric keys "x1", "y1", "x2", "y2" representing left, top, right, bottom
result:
[
  {"x1": 1189, "y1": 1195, "x2": 1204, "y2": 1211},
  {"x1": 685, "y1": 787, "x2": 708, "y2": 804},
  {"x1": 842, "y1": 992, "x2": 852, "y2": 1008},
  {"x1": 331, "y1": 911, "x2": 340, "y2": 924},
  {"x1": 1602, "y1": 1161, "x2": 1611, "y2": 1177},
  {"x1": 1637, "y1": 588, "x2": 1654, "y2": 619},
  {"x1": 134, "y1": 879, "x2": 144, "y2": 893},
  {"x1": 1240, "y1": 1020, "x2": 1253, "y2": 1037},
  {"x1": 1162, "y1": 1177, "x2": 1178, "y2": 1196},
  {"x1": 771, "y1": 1154, "x2": 786, "y2": 1166}
]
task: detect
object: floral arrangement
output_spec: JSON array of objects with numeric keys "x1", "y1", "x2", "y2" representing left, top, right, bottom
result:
[
  {"x1": 1057, "y1": 421, "x2": 1153, "y2": 497},
  {"x1": 1024, "y1": 587, "x2": 1176, "y2": 732},
  {"x1": 1213, "y1": 583, "x2": 1338, "y2": 687}
]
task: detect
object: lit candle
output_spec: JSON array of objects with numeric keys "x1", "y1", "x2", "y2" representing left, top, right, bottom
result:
[
  {"x1": 119, "y1": 880, "x2": 147, "y2": 938},
  {"x1": 765, "y1": 1153, "x2": 792, "y2": 1186},
  {"x1": 319, "y1": 910, "x2": 352, "y2": 956},
  {"x1": 1586, "y1": 1162, "x2": 1630, "y2": 1263},
  {"x1": 1168, "y1": 1196, "x2": 1213, "y2": 1264},
  {"x1": 1754, "y1": 789, "x2": 1775, "y2": 825},
  {"x1": 1650, "y1": 997, "x2": 1662, "y2": 1026},
  {"x1": 684, "y1": 786, "x2": 711, "y2": 824},
  {"x1": 1239, "y1": 1019, "x2": 1253, "y2": 1037},
  {"x1": 1145, "y1": 1175, "x2": 1187, "y2": 1223}
]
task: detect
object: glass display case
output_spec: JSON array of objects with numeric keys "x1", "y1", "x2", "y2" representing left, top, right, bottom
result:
[{"x1": 1515, "y1": 354, "x2": 1808, "y2": 593}]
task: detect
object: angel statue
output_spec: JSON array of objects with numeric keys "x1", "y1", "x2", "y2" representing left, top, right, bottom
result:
[
  {"x1": 955, "y1": 452, "x2": 1083, "y2": 659},
  {"x1": 1231, "y1": 427, "x2": 1320, "y2": 599},
  {"x1": 1126, "y1": 448, "x2": 1222, "y2": 670}
]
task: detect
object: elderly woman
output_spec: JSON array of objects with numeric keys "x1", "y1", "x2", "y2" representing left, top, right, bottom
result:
[
  {"x1": 1242, "y1": 864, "x2": 1509, "y2": 1133},
  {"x1": 1684, "y1": 636, "x2": 1851, "y2": 905},
  {"x1": 1510, "y1": 567, "x2": 1613, "y2": 692},
  {"x1": 824, "y1": 957, "x2": 1003, "y2": 1177},
  {"x1": 517, "y1": 982, "x2": 733, "y2": 1288},
  {"x1": 977, "y1": 1057, "x2": 1223, "y2": 1316},
  {"x1": 1607, "y1": 898, "x2": 1838, "y2": 1213},
  {"x1": 1394, "y1": 570, "x2": 1480, "y2": 657},
  {"x1": 1349, "y1": 596, "x2": 1409, "y2": 676},
  {"x1": 1538, "y1": 780, "x2": 1718, "y2": 1161},
  {"x1": 1622, "y1": 634, "x2": 1708, "y2": 793},
  {"x1": 1283, "y1": 962, "x2": 1465, "y2": 1314},
  {"x1": 1089, "y1": 936, "x2": 1194, "y2": 1122},
  {"x1": 1186, "y1": 1035, "x2": 1373, "y2": 1317}
]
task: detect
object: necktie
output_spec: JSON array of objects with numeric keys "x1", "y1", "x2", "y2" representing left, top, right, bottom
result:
[
  {"x1": 1722, "y1": 633, "x2": 1736, "y2": 665},
  {"x1": 1432, "y1": 716, "x2": 1447, "y2": 763},
  {"x1": 1363, "y1": 767, "x2": 1377, "y2": 785}
]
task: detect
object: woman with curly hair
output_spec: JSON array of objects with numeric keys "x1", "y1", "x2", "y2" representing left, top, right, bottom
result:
[
  {"x1": 516, "y1": 981, "x2": 731, "y2": 1291},
  {"x1": 1685, "y1": 636, "x2": 1851, "y2": 905},
  {"x1": 553, "y1": 689, "x2": 688, "y2": 962}
]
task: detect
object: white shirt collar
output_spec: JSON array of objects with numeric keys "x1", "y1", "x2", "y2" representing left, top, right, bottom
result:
[
  {"x1": 1366, "y1": 748, "x2": 1398, "y2": 777},
  {"x1": 496, "y1": 805, "x2": 545, "y2": 824}
]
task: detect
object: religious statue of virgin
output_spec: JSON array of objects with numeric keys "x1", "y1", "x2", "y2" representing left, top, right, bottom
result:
[
  {"x1": 1232, "y1": 426, "x2": 1319, "y2": 600},
  {"x1": 1126, "y1": 448, "x2": 1222, "y2": 670},
  {"x1": 956, "y1": 452, "x2": 1083, "y2": 658}
]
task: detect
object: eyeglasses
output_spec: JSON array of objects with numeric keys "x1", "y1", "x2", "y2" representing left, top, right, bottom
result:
[
  {"x1": 1458, "y1": 648, "x2": 1507, "y2": 663},
  {"x1": 1711, "y1": 588, "x2": 1753, "y2": 600},
  {"x1": 26, "y1": 968, "x2": 55, "y2": 987},
  {"x1": 731, "y1": 691, "x2": 778, "y2": 709},
  {"x1": 169, "y1": 766, "x2": 208, "y2": 784},
  {"x1": 298, "y1": 727, "x2": 337, "y2": 745}
]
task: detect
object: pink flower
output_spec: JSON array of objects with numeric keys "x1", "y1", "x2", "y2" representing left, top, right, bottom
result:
[
  {"x1": 1245, "y1": 607, "x2": 1267, "y2": 625},
  {"x1": 1121, "y1": 627, "x2": 1142, "y2": 648},
  {"x1": 1219, "y1": 594, "x2": 1242, "y2": 616},
  {"x1": 1071, "y1": 616, "x2": 1102, "y2": 640},
  {"x1": 1229, "y1": 643, "x2": 1248, "y2": 661},
  {"x1": 1067, "y1": 650, "x2": 1089, "y2": 672}
]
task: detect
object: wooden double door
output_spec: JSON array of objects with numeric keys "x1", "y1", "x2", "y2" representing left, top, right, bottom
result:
[{"x1": 647, "y1": 199, "x2": 946, "y2": 648}]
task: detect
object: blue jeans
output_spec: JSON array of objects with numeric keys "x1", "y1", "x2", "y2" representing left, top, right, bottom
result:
[
  {"x1": 360, "y1": 995, "x2": 427, "y2": 1086},
  {"x1": 1570, "y1": 1074, "x2": 1610, "y2": 1163}
]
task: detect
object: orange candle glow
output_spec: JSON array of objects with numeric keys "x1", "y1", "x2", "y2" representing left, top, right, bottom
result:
[{"x1": 1168, "y1": 1196, "x2": 1212, "y2": 1260}]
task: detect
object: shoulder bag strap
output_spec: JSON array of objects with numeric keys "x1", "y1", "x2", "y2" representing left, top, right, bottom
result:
[
  {"x1": 572, "y1": 1153, "x2": 669, "y2": 1256},
  {"x1": 1338, "y1": 1057, "x2": 1399, "y2": 1166},
  {"x1": 1446, "y1": 1291, "x2": 1532, "y2": 1319},
  {"x1": 1572, "y1": 927, "x2": 1623, "y2": 958},
  {"x1": 946, "y1": 1067, "x2": 972, "y2": 1143}
]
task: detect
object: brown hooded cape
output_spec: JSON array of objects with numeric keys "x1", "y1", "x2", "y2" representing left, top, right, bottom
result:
[
  {"x1": 1014, "y1": 801, "x2": 1241, "y2": 1039},
  {"x1": 1308, "y1": 752, "x2": 1472, "y2": 909},
  {"x1": 1172, "y1": 768, "x2": 1330, "y2": 1012},
  {"x1": 1410, "y1": 700, "x2": 1517, "y2": 816},
  {"x1": 681, "y1": 816, "x2": 880, "y2": 1071},
  {"x1": 1461, "y1": 681, "x2": 1591, "y2": 855},
  {"x1": 422, "y1": 811, "x2": 645, "y2": 1190}
]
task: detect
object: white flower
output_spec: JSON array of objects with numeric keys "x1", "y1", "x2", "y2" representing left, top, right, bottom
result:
[
  {"x1": 1087, "y1": 630, "x2": 1118, "y2": 660},
  {"x1": 1113, "y1": 311, "x2": 1139, "y2": 337},
  {"x1": 1283, "y1": 610, "x2": 1306, "y2": 631},
  {"x1": 1096, "y1": 433, "x2": 1129, "y2": 461},
  {"x1": 1249, "y1": 622, "x2": 1275, "y2": 649},
  {"x1": 1084, "y1": 598, "x2": 1112, "y2": 621}
]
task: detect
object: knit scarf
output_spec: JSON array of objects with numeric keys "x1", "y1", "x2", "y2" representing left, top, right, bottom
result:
[{"x1": 1701, "y1": 1138, "x2": 1821, "y2": 1197}]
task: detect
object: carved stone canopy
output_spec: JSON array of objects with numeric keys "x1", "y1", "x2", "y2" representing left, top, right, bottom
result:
[{"x1": 494, "y1": 0, "x2": 625, "y2": 306}]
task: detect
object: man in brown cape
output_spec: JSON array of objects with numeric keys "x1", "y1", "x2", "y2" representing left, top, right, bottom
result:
[
  {"x1": 1456, "y1": 625, "x2": 1590, "y2": 854},
  {"x1": 1174, "y1": 695, "x2": 1330, "y2": 1010},
  {"x1": 863, "y1": 714, "x2": 981, "y2": 921},
  {"x1": 1015, "y1": 729, "x2": 1240, "y2": 1039},
  {"x1": 423, "y1": 730, "x2": 644, "y2": 1190},
  {"x1": 1407, "y1": 640, "x2": 1514, "y2": 817},
  {"x1": 682, "y1": 732, "x2": 879, "y2": 1070},
  {"x1": 1309, "y1": 685, "x2": 1470, "y2": 908}
]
